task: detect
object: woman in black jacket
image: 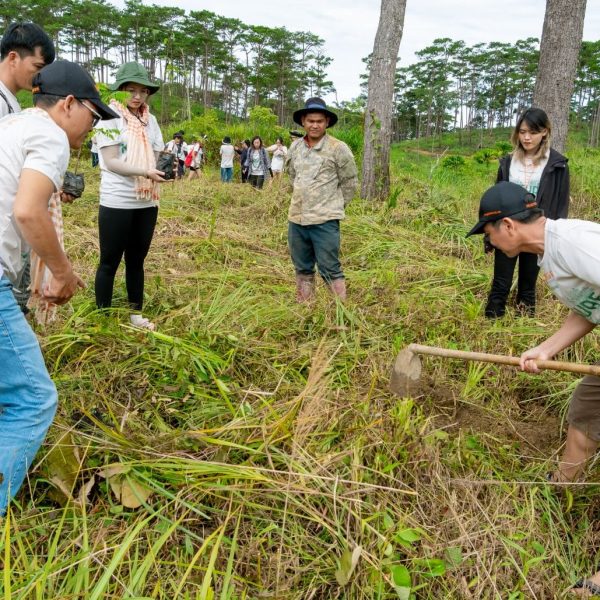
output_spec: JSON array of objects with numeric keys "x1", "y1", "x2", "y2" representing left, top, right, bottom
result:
[{"x1": 485, "y1": 107, "x2": 570, "y2": 318}]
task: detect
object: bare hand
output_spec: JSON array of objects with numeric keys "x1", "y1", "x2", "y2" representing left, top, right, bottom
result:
[
  {"x1": 60, "y1": 191, "x2": 76, "y2": 204},
  {"x1": 519, "y1": 346, "x2": 552, "y2": 374},
  {"x1": 146, "y1": 168, "x2": 169, "y2": 183},
  {"x1": 43, "y1": 270, "x2": 86, "y2": 305}
]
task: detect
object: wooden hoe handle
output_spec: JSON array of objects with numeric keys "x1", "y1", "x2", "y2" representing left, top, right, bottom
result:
[{"x1": 407, "y1": 344, "x2": 600, "y2": 377}]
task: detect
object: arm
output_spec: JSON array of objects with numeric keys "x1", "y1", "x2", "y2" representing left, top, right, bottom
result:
[
  {"x1": 519, "y1": 310, "x2": 596, "y2": 373},
  {"x1": 496, "y1": 164, "x2": 503, "y2": 184},
  {"x1": 285, "y1": 149, "x2": 296, "y2": 181},
  {"x1": 101, "y1": 145, "x2": 165, "y2": 182},
  {"x1": 13, "y1": 169, "x2": 84, "y2": 304},
  {"x1": 557, "y1": 165, "x2": 570, "y2": 219},
  {"x1": 336, "y1": 146, "x2": 358, "y2": 205}
]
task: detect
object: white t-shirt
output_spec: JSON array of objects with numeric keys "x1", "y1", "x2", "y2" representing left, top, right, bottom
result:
[
  {"x1": 539, "y1": 219, "x2": 600, "y2": 324},
  {"x1": 267, "y1": 144, "x2": 287, "y2": 172},
  {"x1": 220, "y1": 144, "x2": 235, "y2": 168},
  {"x1": 509, "y1": 155, "x2": 548, "y2": 196},
  {"x1": 0, "y1": 80, "x2": 20, "y2": 118},
  {"x1": 190, "y1": 143, "x2": 203, "y2": 168},
  {"x1": 165, "y1": 139, "x2": 188, "y2": 160},
  {"x1": 95, "y1": 112, "x2": 164, "y2": 209},
  {"x1": 0, "y1": 108, "x2": 69, "y2": 281},
  {"x1": 249, "y1": 149, "x2": 264, "y2": 176}
]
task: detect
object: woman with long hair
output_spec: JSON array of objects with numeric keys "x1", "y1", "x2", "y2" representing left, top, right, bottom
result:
[
  {"x1": 485, "y1": 107, "x2": 570, "y2": 318},
  {"x1": 245, "y1": 136, "x2": 271, "y2": 189},
  {"x1": 94, "y1": 62, "x2": 167, "y2": 331}
]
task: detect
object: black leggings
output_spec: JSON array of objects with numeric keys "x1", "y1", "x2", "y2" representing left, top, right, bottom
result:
[
  {"x1": 485, "y1": 249, "x2": 540, "y2": 318},
  {"x1": 248, "y1": 174, "x2": 265, "y2": 189},
  {"x1": 95, "y1": 205, "x2": 158, "y2": 311}
]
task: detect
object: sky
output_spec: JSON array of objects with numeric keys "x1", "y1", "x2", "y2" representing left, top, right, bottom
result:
[{"x1": 114, "y1": 0, "x2": 600, "y2": 103}]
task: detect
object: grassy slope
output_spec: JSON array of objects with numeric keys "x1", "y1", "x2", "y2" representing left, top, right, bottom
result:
[{"x1": 2, "y1": 133, "x2": 600, "y2": 599}]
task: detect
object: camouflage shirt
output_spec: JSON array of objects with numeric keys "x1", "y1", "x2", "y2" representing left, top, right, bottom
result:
[{"x1": 285, "y1": 134, "x2": 358, "y2": 226}]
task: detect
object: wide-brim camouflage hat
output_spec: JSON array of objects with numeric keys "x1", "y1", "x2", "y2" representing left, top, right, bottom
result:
[{"x1": 109, "y1": 62, "x2": 160, "y2": 95}]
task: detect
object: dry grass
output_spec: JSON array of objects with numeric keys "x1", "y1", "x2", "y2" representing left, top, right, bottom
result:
[{"x1": 1, "y1": 139, "x2": 600, "y2": 599}]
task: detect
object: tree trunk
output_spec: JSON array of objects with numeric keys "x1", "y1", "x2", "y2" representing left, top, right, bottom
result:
[
  {"x1": 361, "y1": 0, "x2": 407, "y2": 200},
  {"x1": 533, "y1": 0, "x2": 587, "y2": 153}
]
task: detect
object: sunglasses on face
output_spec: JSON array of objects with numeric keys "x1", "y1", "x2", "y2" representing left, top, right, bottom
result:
[{"x1": 78, "y1": 99, "x2": 102, "y2": 127}]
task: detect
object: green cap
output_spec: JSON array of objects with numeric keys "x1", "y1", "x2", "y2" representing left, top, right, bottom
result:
[{"x1": 109, "y1": 62, "x2": 160, "y2": 95}]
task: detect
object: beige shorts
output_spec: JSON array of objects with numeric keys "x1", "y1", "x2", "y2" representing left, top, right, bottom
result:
[{"x1": 567, "y1": 365, "x2": 600, "y2": 441}]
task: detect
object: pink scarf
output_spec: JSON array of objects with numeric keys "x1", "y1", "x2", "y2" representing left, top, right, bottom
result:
[{"x1": 109, "y1": 99, "x2": 160, "y2": 202}]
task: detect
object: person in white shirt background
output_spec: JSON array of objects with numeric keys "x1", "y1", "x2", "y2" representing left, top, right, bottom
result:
[
  {"x1": 267, "y1": 136, "x2": 288, "y2": 182},
  {"x1": 220, "y1": 136, "x2": 235, "y2": 183}
]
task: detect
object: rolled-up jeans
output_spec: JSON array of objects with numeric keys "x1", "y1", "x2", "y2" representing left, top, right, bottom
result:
[{"x1": 0, "y1": 276, "x2": 57, "y2": 514}]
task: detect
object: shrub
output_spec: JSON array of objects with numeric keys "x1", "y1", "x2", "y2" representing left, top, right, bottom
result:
[
  {"x1": 494, "y1": 141, "x2": 512, "y2": 155},
  {"x1": 473, "y1": 148, "x2": 497, "y2": 164},
  {"x1": 442, "y1": 155, "x2": 467, "y2": 170}
]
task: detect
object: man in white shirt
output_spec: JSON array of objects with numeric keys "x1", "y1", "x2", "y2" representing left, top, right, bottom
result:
[
  {"x1": 220, "y1": 136, "x2": 235, "y2": 183},
  {"x1": 469, "y1": 181, "x2": 600, "y2": 483},
  {"x1": 0, "y1": 60, "x2": 118, "y2": 515},
  {"x1": 0, "y1": 22, "x2": 54, "y2": 117},
  {"x1": 0, "y1": 23, "x2": 56, "y2": 312},
  {"x1": 470, "y1": 181, "x2": 600, "y2": 600}
]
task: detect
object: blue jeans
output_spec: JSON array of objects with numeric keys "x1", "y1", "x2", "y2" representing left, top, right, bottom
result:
[
  {"x1": 0, "y1": 277, "x2": 57, "y2": 513},
  {"x1": 288, "y1": 220, "x2": 344, "y2": 282},
  {"x1": 220, "y1": 167, "x2": 233, "y2": 182}
]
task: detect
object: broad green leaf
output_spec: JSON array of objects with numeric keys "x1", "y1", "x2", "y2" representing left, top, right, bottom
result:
[
  {"x1": 335, "y1": 545, "x2": 362, "y2": 586},
  {"x1": 395, "y1": 528, "x2": 423, "y2": 544},
  {"x1": 391, "y1": 564, "x2": 411, "y2": 587},
  {"x1": 416, "y1": 558, "x2": 446, "y2": 577}
]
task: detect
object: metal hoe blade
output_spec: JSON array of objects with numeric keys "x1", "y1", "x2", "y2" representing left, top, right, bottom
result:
[{"x1": 389, "y1": 347, "x2": 422, "y2": 397}]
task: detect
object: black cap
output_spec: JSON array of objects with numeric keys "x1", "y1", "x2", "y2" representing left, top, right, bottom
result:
[
  {"x1": 32, "y1": 60, "x2": 118, "y2": 121},
  {"x1": 289, "y1": 130, "x2": 304, "y2": 138},
  {"x1": 467, "y1": 181, "x2": 538, "y2": 236}
]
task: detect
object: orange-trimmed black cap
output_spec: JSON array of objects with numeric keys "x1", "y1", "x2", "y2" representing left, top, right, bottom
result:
[
  {"x1": 467, "y1": 181, "x2": 538, "y2": 236},
  {"x1": 32, "y1": 60, "x2": 118, "y2": 121}
]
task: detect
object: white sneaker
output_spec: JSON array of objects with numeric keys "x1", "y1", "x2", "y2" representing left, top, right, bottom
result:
[{"x1": 130, "y1": 314, "x2": 156, "y2": 331}]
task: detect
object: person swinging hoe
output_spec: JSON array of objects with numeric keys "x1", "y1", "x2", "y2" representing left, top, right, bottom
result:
[{"x1": 468, "y1": 181, "x2": 600, "y2": 596}]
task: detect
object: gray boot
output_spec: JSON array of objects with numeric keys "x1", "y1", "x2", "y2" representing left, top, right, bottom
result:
[{"x1": 295, "y1": 274, "x2": 315, "y2": 303}]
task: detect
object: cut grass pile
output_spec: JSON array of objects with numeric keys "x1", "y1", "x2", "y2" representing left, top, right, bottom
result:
[{"x1": 1, "y1": 134, "x2": 600, "y2": 599}]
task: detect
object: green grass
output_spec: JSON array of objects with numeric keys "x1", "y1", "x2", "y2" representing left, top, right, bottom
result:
[{"x1": 1, "y1": 131, "x2": 599, "y2": 599}]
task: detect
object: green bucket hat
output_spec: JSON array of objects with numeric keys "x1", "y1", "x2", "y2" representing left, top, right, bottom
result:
[{"x1": 109, "y1": 62, "x2": 160, "y2": 95}]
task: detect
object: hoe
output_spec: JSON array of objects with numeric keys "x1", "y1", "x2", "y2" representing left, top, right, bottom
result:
[{"x1": 390, "y1": 343, "x2": 600, "y2": 397}]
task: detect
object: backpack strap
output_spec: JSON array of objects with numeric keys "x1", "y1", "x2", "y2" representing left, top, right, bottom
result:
[{"x1": 0, "y1": 87, "x2": 15, "y2": 114}]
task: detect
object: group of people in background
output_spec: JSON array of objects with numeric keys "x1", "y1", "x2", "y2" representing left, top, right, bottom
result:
[
  {"x1": 145, "y1": 129, "x2": 292, "y2": 189},
  {"x1": 221, "y1": 135, "x2": 290, "y2": 188},
  {"x1": 2, "y1": 20, "x2": 600, "y2": 597}
]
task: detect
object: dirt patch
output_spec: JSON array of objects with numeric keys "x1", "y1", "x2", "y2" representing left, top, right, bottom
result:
[
  {"x1": 415, "y1": 378, "x2": 562, "y2": 456},
  {"x1": 453, "y1": 404, "x2": 561, "y2": 456}
]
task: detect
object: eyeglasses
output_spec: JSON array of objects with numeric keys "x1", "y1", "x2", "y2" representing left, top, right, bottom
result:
[
  {"x1": 123, "y1": 88, "x2": 149, "y2": 98},
  {"x1": 78, "y1": 100, "x2": 102, "y2": 127}
]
